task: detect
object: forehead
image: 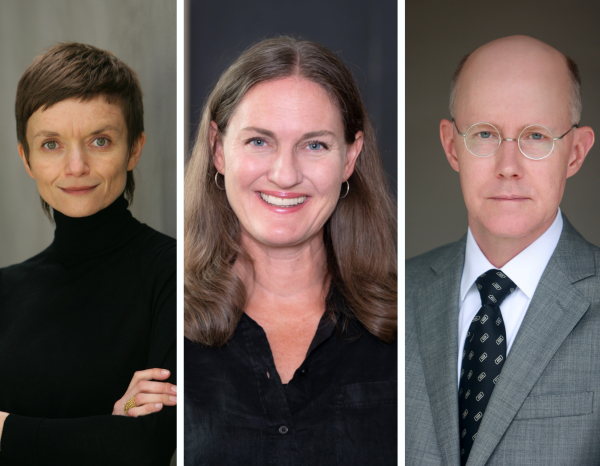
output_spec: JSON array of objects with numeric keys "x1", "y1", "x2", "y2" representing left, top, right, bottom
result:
[
  {"x1": 455, "y1": 45, "x2": 572, "y2": 127},
  {"x1": 227, "y1": 77, "x2": 343, "y2": 135},
  {"x1": 27, "y1": 97, "x2": 126, "y2": 134}
]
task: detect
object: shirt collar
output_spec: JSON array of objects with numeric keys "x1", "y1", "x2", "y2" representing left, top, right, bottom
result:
[{"x1": 460, "y1": 208, "x2": 563, "y2": 302}]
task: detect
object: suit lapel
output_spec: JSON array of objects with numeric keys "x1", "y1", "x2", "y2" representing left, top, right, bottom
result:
[
  {"x1": 466, "y1": 218, "x2": 595, "y2": 466},
  {"x1": 415, "y1": 238, "x2": 466, "y2": 466}
]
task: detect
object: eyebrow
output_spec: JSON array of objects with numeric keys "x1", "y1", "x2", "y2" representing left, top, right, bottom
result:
[
  {"x1": 31, "y1": 125, "x2": 123, "y2": 140},
  {"x1": 240, "y1": 127, "x2": 276, "y2": 138},
  {"x1": 90, "y1": 125, "x2": 122, "y2": 135},
  {"x1": 32, "y1": 131, "x2": 61, "y2": 139},
  {"x1": 240, "y1": 127, "x2": 337, "y2": 139},
  {"x1": 302, "y1": 130, "x2": 337, "y2": 139}
]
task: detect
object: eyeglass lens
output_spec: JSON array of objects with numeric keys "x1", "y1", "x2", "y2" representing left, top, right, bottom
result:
[{"x1": 464, "y1": 123, "x2": 554, "y2": 159}]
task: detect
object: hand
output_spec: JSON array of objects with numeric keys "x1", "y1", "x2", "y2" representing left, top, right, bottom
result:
[{"x1": 112, "y1": 369, "x2": 177, "y2": 418}]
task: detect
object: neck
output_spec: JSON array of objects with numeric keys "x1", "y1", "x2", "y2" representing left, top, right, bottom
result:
[
  {"x1": 235, "y1": 229, "x2": 329, "y2": 319},
  {"x1": 52, "y1": 193, "x2": 138, "y2": 258},
  {"x1": 469, "y1": 214, "x2": 556, "y2": 268}
]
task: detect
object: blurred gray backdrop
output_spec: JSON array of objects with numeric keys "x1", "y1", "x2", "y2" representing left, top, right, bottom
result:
[
  {"x1": 0, "y1": 0, "x2": 176, "y2": 267},
  {"x1": 406, "y1": 0, "x2": 600, "y2": 259}
]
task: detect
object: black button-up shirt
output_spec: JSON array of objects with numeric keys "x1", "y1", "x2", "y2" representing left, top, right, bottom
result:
[{"x1": 185, "y1": 291, "x2": 397, "y2": 465}]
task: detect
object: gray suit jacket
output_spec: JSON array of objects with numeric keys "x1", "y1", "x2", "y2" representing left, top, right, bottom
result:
[{"x1": 405, "y1": 216, "x2": 600, "y2": 465}]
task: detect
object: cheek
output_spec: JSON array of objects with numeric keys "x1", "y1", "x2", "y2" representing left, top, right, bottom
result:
[
  {"x1": 302, "y1": 152, "x2": 346, "y2": 192},
  {"x1": 457, "y1": 162, "x2": 485, "y2": 204},
  {"x1": 226, "y1": 153, "x2": 265, "y2": 189},
  {"x1": 311, "y1": 169, "x2": 343, "y2": 197},
  {"x1": 100, "y1": 158, "x2": 130, "y2": 184},
  {"x1": 28, "y1": 159, "x2": 60, "y2": 185},
  {"x1": 535, "y1": 166, "x2": 566, "y2": 202}
]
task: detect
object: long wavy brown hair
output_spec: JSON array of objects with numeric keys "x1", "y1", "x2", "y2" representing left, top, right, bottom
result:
[{"x1": 185, "y1": 37, "x2": 397, "y2": 347}]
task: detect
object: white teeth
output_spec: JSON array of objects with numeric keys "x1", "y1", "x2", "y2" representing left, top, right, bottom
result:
[{"x1": 260, "y1": 193, "x2": 307, "y2": 207}]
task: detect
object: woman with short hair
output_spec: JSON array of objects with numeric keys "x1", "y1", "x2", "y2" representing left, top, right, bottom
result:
[{"x1": 0, "y1": 43, "x2": 175, "y2": 466}]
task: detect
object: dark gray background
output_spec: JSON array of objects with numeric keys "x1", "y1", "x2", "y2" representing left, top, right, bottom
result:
[
  {"x1": 187, "y1": 0, "x2": 397, "y2": 197},
  {"x1": 406, "y1": 0, "x2": 600, "y2": 259}
]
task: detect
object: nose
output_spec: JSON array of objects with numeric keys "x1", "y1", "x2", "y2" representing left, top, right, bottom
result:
[
  {"x1": 495, "y1": 138, "x2": 524, "y2": 179},
  {"x1": 64, "y1": 144, "x2": 90, "y2": 177},
  {"x1": 267, "y1": 147, "x2": 302, "y2": 188}
]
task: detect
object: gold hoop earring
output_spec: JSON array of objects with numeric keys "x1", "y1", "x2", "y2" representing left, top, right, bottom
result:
[
  {"x1": 339, "y1": 180, "x2": 350, "y2": 199},
  {"x1": 215, "y1": 172, "x2": 225, "y2": 190}
]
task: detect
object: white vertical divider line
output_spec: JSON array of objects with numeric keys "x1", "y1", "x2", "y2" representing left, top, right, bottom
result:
[
  {"x1": 398, "y1": 0, "x2": 406, "y2": 465},
  {"x1": 176, "y1": 0, "x2": 186, "y2": 463}
]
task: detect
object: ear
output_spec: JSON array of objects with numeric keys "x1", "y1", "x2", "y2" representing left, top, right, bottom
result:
[
  {"x1": 210, "y1": 121, "x2": 225, "y2": 174},
  {"x1": 18, "y1": 143, "x2": 35, "y2": 179},
  {"x1": 440, "y1": 119, "x2": 460, "y2": 172},
  {"x1": 126, "y1": 133, "x2": 146, "y2": 171},
  {"x1": 342, "y1": 131, "x2": 363, "y2": 181},
  {"x1": 566, "y1": 125, "x2": 594, "y2": 178}
]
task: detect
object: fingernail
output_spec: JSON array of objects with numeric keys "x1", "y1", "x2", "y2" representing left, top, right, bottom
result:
[
  {"x1": 169, "y1": 396, "x2": 177, "y2": 401},
  {"x1": 171, "y1": 385, "x2": 177, "y2": 393},
  {"x1": 161, "y1": 370, "x2": 170, "y2": 375},
  {"x1": 155, "y1": 403, "x2": 163, "y2": 408}
]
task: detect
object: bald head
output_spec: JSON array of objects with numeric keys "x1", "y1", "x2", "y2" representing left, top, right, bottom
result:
[{"x1": 449, "y1": 36, "x2": 581, "y2": 125}]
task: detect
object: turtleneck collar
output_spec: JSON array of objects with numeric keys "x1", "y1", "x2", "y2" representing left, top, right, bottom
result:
[{"x1": 52, "y1": 193, "x2": 141, "y2": 259}]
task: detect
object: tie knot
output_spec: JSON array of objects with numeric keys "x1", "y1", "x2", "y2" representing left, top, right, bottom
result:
[{"x1": 475, "y1": 269, "x2": 516, "y2": 307}]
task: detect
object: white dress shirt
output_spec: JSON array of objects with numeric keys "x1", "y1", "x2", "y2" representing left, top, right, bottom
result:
[{"x1": 457, "y1": 209, "x2": 563, "y2": 385}]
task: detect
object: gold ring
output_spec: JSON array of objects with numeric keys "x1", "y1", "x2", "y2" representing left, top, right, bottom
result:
[{"x1": 124, "y1": 396, "x2": 137, "y2": 415}]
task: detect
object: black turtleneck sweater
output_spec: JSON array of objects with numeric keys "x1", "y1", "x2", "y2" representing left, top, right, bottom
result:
[{"x1": 0, "y1": 195, "x2": 175, "y2": 466}]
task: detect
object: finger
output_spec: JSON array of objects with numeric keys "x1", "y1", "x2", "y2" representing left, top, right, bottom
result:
[
  {"x1": 134, "y1": 379, "x2": 178, "y2": 396},
  {"x1": 134, "y1": 393, "x2": 177, "y2": 407},
  {"x1": 126, "y1": 402, "x2": 163, "y2": 418},
  {"x1": 126, "y1": 368, "x2": 172, "y2": 391}
]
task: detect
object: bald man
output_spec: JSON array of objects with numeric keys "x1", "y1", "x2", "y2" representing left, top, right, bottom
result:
[{"x1": 406, "y1": 36, "x2": 600, "y2": 465}]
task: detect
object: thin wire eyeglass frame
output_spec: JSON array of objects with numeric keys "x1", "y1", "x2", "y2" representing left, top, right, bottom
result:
[{"x1": 453, "y1": 119, "x2": 578, "y2": 160}]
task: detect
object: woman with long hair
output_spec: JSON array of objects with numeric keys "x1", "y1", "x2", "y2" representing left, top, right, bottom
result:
[{"x1": 185, "y1": 37, "x2": 397, "y2": 465}]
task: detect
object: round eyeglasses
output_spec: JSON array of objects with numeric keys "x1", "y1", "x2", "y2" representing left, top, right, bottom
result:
[{"x1": 453, "y1": 120, "x2": 578, "y2": 160}]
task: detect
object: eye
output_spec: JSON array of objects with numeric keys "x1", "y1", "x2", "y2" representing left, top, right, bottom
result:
[
  {"x1": 251, "y1": 138, "x2": 266, "y2": 147},
  {"x1": 92, "y1": 137, "x2": 109, "y2": 147},
  {"x1": 305, "y1": 140, "x2": 329, "y2": 151},
  {"x1": 478, "y1": 132, "x2": 491, "y2": 139},
  {"x1": 43, "y1": 140, "x2": 59, "y2": 150},
  {"x1": 530, "y1": 133, "x2": 543, "y2": 140}
]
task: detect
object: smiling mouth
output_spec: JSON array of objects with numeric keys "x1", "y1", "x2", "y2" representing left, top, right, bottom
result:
[
  {"x1": 60, "y1": 186, "x2": 98, "y2": 194},
  {"x1": 260, "y1": 192, "x2": 307, "y2": 207}
]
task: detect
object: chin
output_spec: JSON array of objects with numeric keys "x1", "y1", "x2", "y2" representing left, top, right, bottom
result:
[
  {"x1": 243, "y1": 223, "x2": 311, "y2": 248},
  {"x1": 477, "y1": 213, "x2": 547, "y2": 240},
  {"x1": 256, "y1": 232, "x2": 304, "y2": 248},
  {"x1": 49, "y1": 200, "x2": 103, "y2": 218}
]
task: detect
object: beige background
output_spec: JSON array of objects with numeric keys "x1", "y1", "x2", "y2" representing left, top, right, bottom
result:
[
  {"x1": 406, "y1": 0, "x2": 600, "y2": 259},
  {"x1": 0, "y1": 0, "x2": 176, "y2": 267}
]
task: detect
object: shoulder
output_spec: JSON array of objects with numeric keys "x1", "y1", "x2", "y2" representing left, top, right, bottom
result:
[
  {"x1": 0, "y1": 245, "x2": 53, "y2": 283},
  {"x1": 405, "y1": 238, "x2": 465, "y2": 299},
  {"x1": 133, "y1": 223, "x2": 176, "y2": 285},
  {"x1": 127, "y1": 222, "x2": 176, "y2": 271},
  {"x1": 554, "y1": 216, "x2": 600, "y2": 299},
  {"x1": 133, "y1": 223, "x2": 176, "y2": 256},
  {"x1": 557, "y1": 216, "x2": 600, "y2": 258}
]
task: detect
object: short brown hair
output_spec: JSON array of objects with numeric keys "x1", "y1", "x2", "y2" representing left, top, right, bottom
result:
[
  {"x1": 185, "y1": 37, "x2": 397, "y2": 347},
  {"x1": 15, "y1": 43, "x2": 144, "y2": 217}
]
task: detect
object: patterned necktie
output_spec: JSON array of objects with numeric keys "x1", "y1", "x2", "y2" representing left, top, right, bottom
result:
[{"x1": 458, "y1": 269, "x2": 516, "y2": 466}]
